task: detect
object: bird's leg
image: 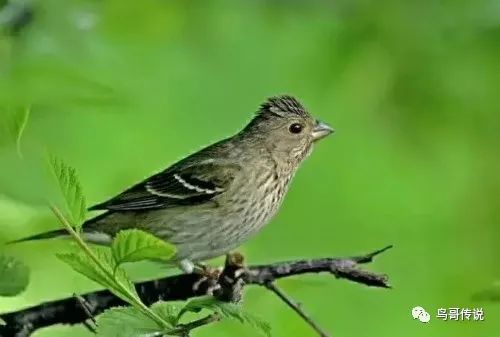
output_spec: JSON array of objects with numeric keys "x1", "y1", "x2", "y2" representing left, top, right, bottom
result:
[
  {"x1": 179, "y1": 259, "x2": 196, "y2": 274},
  {"x1": 178, "y1": 258, "x2": 222, "y2": 294}
]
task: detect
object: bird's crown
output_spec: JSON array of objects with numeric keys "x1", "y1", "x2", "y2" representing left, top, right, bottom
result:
[{"x1": 258, "y1": 95, "x2": 309, "y2": 118}]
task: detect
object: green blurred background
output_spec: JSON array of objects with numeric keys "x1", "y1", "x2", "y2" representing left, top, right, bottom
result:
[{"x1": 1, "y1": 0, "x2": 499, "y2": 336}]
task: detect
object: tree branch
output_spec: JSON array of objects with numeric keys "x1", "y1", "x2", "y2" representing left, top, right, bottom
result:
[
  {"x1": 266, "y1": 282, "x2": 330, "y2": 337},
  {"x1": 0, "y1": 246, "x2": 392, "y2": 337}
]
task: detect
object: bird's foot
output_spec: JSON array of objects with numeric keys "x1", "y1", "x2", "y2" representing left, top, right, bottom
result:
[
  {"x1": 215, "y1": 252, "x2": 247, "y2": 303},
  {"x1": 179, "y1": 259, "x2": 196, "y2": 274},
  {"x1": 195, "y1": 263, "x2": 223, "y2": 279},
  {"x1": 192, "y1": 264, "x2": 223, "y2": 295},
  {"x1": 189, "y1": 252, "x2": 247, "y2": 302}
]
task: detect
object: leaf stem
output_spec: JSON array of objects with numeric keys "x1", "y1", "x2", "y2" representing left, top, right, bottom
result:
[
  {"x1": 168, "y1": 314, "x2": 220, "y2": 336},
  {"x1": 50, "y1": 204, "x2": 170, "y2": 329}
]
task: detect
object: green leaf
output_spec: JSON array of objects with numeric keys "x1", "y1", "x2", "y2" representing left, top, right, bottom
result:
[
  {"x1": 57, "y1": 248, "x2": 138, "y2": 303},
  {"x1": 0, "y1": 255, "x2": 30, "y2": 297},
  {"x1": 48, "y1": 155, "x2": 87, "y2": 227},
  {"x1": 111, "y1": 229, "x2": 176, "y2": 268},
  {"x1": 1, "y1": 105, "x2": 30, "y2": 157},
  {"x1": 232, "y1": 307, "x2": 271, "y2": 337},
  {"x1": 14, "y1": 106, "x2": 30, "y2": 158},
  {"x1": 151, "y1": 301, "x2": 182, "y2": 327},
  {"x1": 180, "y1": 297, "x2": 271, "y2": 337},
  {"x1": 57, "y1": 252, "x2": 114, "y2": 290},
  {"x1": 96, "y1": 306, "x2": 168, "y2": 337},
  {"x1": 179, "y1": 296, "x2": 219, "y2": 316},
  {"x1": 0, "y1": 317, "x2": 6, "y2": 326}
]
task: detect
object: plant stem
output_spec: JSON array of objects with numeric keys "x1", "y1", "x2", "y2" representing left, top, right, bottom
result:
[
  {"x1": 50, "y1": 204, "x2": 170, "y2": 329},
  {"x1": 168, "y1": 314, "x2": 221, "y2": 336}
]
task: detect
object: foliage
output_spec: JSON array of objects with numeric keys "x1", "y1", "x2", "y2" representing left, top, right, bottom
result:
[
  {"x1": 49, "y1": 158, "x2": 268, "y2": 336},
  {"x1": 49, "y1": 155, "x2": 87, "y2": 228},
  {"x1": 0, "y1": 254, "x2": 30, "y2": 297},
  {"x1": 57, "y1": 249, "x2": 139, "y2": 303},
  {"x1": 0, "y1": 105, "x2": 30, "y2": 158},
  {"x1": 180, "y1": 297, "x2": 271, "y2": 337},
  {"x1": 111, "y1": 229, "x2": 176, "y2": 269},
  {"x1": 1, "y1": 0, "x2": 499, "y2": 336},
  {"x1": 96, "y1": 306, "x2": 167, "y2": 337}
]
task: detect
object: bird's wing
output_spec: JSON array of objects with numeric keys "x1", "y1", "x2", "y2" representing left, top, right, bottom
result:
[{"x1": 88, "y1": 161, "x2": 241, "y2": 211}]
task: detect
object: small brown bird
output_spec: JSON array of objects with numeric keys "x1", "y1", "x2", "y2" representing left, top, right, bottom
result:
[{"x1": 17, "y1": 95, "x2": 333, "y2": 273}]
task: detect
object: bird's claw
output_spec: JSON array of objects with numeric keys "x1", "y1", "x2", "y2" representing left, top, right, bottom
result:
[
  {"x1": 191, "y1": 264, "x2": 223, "y2": 293},
  {"x1": 190, "y1": 252, "x2": 248, "y2": 301}
]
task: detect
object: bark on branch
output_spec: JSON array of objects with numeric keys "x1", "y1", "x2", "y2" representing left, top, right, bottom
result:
[{"x1": 0, "y1": 246, "x2": 392, "y2": 337}]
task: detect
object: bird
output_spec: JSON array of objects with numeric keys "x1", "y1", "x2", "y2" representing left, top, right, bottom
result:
[{"x1": 13, "y1": 95, "x2": 334, "y2": 273}]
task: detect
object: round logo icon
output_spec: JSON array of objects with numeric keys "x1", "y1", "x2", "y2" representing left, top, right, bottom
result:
[{"x1": 412, "y1": 306, "x2": 431, "y2": 323}]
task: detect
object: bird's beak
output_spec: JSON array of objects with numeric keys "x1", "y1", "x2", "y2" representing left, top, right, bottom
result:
[{"x1": 312, "y1": 120, "x2": 334, "y2": 141}]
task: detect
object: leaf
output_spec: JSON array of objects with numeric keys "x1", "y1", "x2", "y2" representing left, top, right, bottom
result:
[
  {"x1": 1, "y1": 105, "x2": 30, "y2": 157},
  {"x1": 233, "y1": 307, "x2": 271, "y2": 337},
  {"x1": 180, "y1": 297, "x2": 271, "y2": 337},
  {"x1": 179, "y1": 296, "x2": 219, "y2": 316},
  {"x1": 111, "y1": 229, "x2": 176, "y2": 268},
  {"x1": 57, "y1": 248, "x2": 138, "y2": 303},
  {"x1": 151, "y1": 301, "x2": 182, "y2": 327},
  {"x1": 48, "y1": 155, "x2": 87, "y2": 227},
  {"x1": 14, "y1": 106, "x2": 30, "y2": 158},
  {"x1": 96, "y1": 306, "x2": 167, "y2": 337},
  {"x1": 0, "y1": 255, "x2": 30, "y2": 297},
  {"x1": 0, "y1": 317, "x2": 6, "y2": 325},
  {"x1": 57, "y1": 252, "x2": 114, "y2": 290}
]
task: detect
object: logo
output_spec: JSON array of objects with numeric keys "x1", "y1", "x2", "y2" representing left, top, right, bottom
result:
[{"x1": 411, "y1": 306, "x2": 431, "y2": 323}]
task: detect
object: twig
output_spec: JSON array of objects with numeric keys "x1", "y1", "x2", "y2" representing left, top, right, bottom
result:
[
  {"x1": 0, "y1": 246, "x2": 391, "y2": 337},
  {"x1": 266, "y1": 282, "x2": 330, "y2": 337},
  {"x1": 168, "y1": 314, "x2": 221, "y2": 336},
  {"x1": 74, "y1": 294, "x2": 96, "y2": 333}
]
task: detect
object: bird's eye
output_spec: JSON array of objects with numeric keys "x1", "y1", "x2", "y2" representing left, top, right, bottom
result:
[{"x1": 289, "y1": 123, "x2": 303, "y2": 134}]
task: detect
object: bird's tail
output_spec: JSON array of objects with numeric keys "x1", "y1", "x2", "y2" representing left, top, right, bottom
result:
[
  {"x1": 7, "y1": 229, "x2": 69, "y2": 244},
  {"x1": 7, "y1": 212, "x2": 114, "y2": 245}
]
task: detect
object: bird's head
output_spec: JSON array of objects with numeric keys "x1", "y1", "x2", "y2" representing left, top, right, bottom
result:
[{"x1": 242, "y1": 95, "x2": 333, "y2": 163}]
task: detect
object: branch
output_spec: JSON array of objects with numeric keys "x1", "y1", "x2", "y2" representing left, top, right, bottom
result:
[
  {"x1": 266, "y1": 282, "x2": 330, "y2": 337},
  {"x1": 0, "y1": 246, "x2": 392, "y2": 337}
]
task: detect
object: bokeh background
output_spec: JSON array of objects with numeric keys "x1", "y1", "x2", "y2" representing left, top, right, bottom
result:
[{"x1": 1, "y1": 0, "x2": 499, "y2": 336}]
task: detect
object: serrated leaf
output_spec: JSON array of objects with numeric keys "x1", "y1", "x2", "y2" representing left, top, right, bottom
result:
[
  {"x1": 151, "y1": 301, "x2": 182, "y2": 327},
  {"x1": 96, "y1": 306, "x2": 167, "y2": 337},
  {"x1": 0, "y1": 255, "x2": 30, "y2": 297},
  {"x1": 57, "y1": 248, "x2": 138, "y2": 303},
  {"x1": 57, "y1": 252, "x2": 114, "y2": 290},
  {"x1": 234, "y1": 308, "x2": 271, "y2": 337},
  {"x1": 111, "y1": 229, "x2": 176, "y2": 268},
  {"x1": 48, "y1": 155, "x2": 87, "y2": 227},
  {"x1": 98, "y1": 249, "x2": 140, "y2": 301},
  {"x1": 180, "y1": 297, "x2": 271, "y2": 337}
]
